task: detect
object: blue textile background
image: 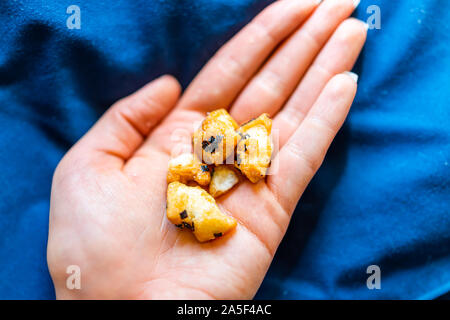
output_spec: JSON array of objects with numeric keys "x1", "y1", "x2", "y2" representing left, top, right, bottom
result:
[{"x1": 0, "y1": 0, "x2": 449, "y2": 299}]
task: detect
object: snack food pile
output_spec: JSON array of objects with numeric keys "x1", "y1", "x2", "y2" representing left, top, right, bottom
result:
[{"x1": 166, "y1": 109, "x2": 273, "y2": 242}]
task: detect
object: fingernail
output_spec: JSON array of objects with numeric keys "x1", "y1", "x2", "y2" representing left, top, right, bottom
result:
[
  {"x1": 353, "y1": 0, "x2": 361, "y2": 8},
  {"x1": 344, "y1": 71, "x2": 359, "y2": 84}
]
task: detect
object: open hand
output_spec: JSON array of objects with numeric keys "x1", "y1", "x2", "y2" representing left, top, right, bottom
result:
[{"x1": 48, "y1": 0, "x2": 367, "y2": 299}]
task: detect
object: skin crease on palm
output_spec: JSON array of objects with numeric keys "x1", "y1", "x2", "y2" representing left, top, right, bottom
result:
[{"x1": 47, "y1": 0, "x2": 367, "y2": 299}]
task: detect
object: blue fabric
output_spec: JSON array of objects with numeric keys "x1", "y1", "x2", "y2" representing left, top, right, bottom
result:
[{"x1": 0, "y1": 0, "x2": 448, "y2": 299}]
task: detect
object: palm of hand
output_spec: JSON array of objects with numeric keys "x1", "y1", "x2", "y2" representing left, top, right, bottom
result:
[{"x1": 48, "y1": 0, "x2": 366, "y2": 299}]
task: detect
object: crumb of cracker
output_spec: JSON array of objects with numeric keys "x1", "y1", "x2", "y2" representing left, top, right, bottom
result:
[
  {"x1": 167, "y1": 153, "x2": 211, "y2": 186},
  {"x1": 235, "y1": 114, "x2": 273, "y2": 183},
  {"x1": 209, "y1": 165, "x2": 240, "y2": 198},
  {"x1": 193, "y1": 109, "x2": 240, "y2": 165},
  {"x1": 166, "y1": 181, "x2": 237, "y2": 242}
]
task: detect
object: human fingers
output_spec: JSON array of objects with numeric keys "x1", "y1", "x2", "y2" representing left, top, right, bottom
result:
[
  {"x1": 267, "y1": 73, "x2": 357, "y2": 213},
  {"x1": 273, "y1": 18, "x2": 367, "y2": 147},
  {"x1": 177, "y1": 0, "x2": 320, "y2": 113},
  {"x1": 229, "y1": 0, "x2": 358, "y2": 123}
]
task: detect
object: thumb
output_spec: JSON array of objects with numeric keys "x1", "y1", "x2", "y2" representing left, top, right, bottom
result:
[{"x1": 72, "y1": 75, "x2": 181, "y2": 169}]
